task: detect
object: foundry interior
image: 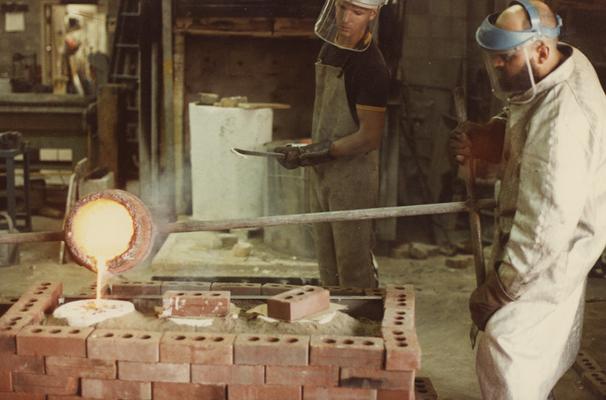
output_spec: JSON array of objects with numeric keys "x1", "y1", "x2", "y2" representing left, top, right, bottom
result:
[{"x1": 0, "y1": 0, "x2": 605, "y2": 399}]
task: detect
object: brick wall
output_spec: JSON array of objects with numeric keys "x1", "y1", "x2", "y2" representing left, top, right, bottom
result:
[{"x1": 0, "y1": 282, "x2": 428, "y2": 399}]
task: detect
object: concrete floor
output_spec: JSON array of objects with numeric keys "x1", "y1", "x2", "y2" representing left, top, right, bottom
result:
[{"x1": 1, "y1": 216, "x2": 604, "y2": 400}]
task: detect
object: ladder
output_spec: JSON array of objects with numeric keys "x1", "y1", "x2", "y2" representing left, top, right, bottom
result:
[{"x1": 109, "y1": 0, "x2": 143, "y2": 180}]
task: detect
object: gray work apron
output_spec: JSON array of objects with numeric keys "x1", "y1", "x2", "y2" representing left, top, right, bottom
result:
[{"x1": 310, "y1": 59, "x2": 379, "y2": 288}]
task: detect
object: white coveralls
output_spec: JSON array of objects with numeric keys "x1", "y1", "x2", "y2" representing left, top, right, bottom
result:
[{"x1": 477, "y1": 45, "x2": 606, "y2": 399}]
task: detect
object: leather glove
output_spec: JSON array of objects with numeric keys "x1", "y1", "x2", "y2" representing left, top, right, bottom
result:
[
  {"x1": 469, "y1": 270, "x2": 514, "y2": 331},
  {"x1": 449, "y1": 119, "x2": 505, "y2": 164},
  {"x1": 274, "y1": 140, "x2": 333, "y2": 169}
]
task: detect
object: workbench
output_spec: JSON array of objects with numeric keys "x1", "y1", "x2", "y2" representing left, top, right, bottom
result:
[{"x1": 0, "y1": 94, "x2": 94, "y2": 169}]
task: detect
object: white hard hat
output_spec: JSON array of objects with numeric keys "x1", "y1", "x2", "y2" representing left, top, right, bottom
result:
[{"x1": 346, "y1": 0, "x2": 387, "y2": 9}]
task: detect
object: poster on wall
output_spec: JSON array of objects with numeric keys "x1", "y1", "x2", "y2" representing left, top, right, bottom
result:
[{"x1": 5, "y1": 12, "x2": 25, "y2": 32}]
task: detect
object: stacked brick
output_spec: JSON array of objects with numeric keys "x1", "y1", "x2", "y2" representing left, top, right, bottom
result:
[{"x1": 0, "y1": 282, "x2": 424, "y2": 400}]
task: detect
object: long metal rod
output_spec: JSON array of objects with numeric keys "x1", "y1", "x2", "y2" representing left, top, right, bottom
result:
[
  {"x1": 162, "y1": 199, "x2": 496, "y2": 233},
  {"x1": 0, "y1": 199, "x2": 495, "y2": 245}
]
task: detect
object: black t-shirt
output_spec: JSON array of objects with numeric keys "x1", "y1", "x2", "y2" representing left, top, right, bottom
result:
[{"x1": 318, "y1": 40, "x2": 390, "y2": 124}]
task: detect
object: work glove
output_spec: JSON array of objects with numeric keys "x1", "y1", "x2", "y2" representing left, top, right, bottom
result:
[
  {"x1": 449, "y1": 119, "x2": 505, "y2": 164},
  {"x1": 469, "y1": 270, "x2": 514, "y2": 331},
  {"x1": 274, "y1": 140, "x2": 333, "y2": 170}
]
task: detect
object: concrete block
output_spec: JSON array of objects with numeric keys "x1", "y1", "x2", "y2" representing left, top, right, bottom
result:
[
  {"x1": 267, "y1": 286, "x2": 330, "y2": 321},
  {"x1": 17, "y1": 325, "x2": 93, "y2": 357},
  {"x1": 310, "y1": 335, "x2": 384, "y2": 369},
  {"x1": 118, "y1": 361, "x2": 190, "y2": 383},
  {"x1": 340, "y1": 368, "x2": 415, "y2": 389},
  {"x1": 153, "y1": 382, "x2": 226, "y2": 400},
  {"x1": 191, "y1": 365, "x2": 264, "y2": 385},
  {"x1": 160, "y1": 331, "x2": 234, "y2": 364},
  {"x1": 45, "y1": 356, "x2": 116, "y2": 379},
  {"x1": 228, "y1": 385, "x2": 302, "y2": 400},
  {"x1": 81, "y1": 378, "x2": 152, "y2": 399},
  {"x1": 162, "y1": 290, "x2": 230, "y2": 317},
  {"x1": 235, "y1": 334, "x2": 309, "y2": 366},
  {"x1": 87, "y1": 329, "x2": 161, "y2": 362},
  {"x1": 266, "y1": 365, "x2": 339, "y2": 386},
  {"x1": 12, "y1": 373, "x2": 78, "y2": 396}
]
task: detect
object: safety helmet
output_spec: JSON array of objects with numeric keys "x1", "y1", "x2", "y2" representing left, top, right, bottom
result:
[
  {"x1": 347, "y1": 0, "x2": 388, "y2": 9},
  {"x1": 476, "y1": 0, "x2": 562, "y2": 52}
]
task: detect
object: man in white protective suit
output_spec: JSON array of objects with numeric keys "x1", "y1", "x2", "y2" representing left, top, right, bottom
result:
[{"x1": 449, "y1": 0, "x2": 606, "y2": 398}]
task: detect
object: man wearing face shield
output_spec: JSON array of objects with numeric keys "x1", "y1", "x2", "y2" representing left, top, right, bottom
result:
[
  {"x1": 450, "y1": 0, "x2": 606, "y2": 398},
  {"x1": 274, "y1": 0, "x2": 389, "y2": 288}
]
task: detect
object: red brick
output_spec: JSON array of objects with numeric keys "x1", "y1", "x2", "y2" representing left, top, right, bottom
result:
[
  {"x1": 210, "y1": 282, "x2": 261, "y2": 295},
  {"x1": 12, "y1": 373, "x2": 78, "y2": 395},
  {"x1": 47, "y1": 397, "x2": 98, "y2": 400},
  {"x1": 0, "y1": 370, "x2": 11, "y2": 391},
  {"x1": 110, "y1": 281, "x2": 161, "y2": 296},
  {"x1": 162, "y1": 290, "x2": 230, "y2": 317},
  {"x1": 160, "y1": 331, "x2": 234, "y2": 364},
  {"x1": 261, "y1": 283, "x2": 300, "y2": 296},
  {"x1": 0, "y1": 354, "x2": 44, "y2": 374},
  {"x1": 0, "y1": 314, "x2": 34, "y2": 353},
  {"x1": 383, "y1": 330, "x2": 421, "y2": 371},
  {"x1": 384, "y1": 286, "x2": 415, "y2": 313},
  {"x1": 118, "y1": 361, "x2": 189, "y2": 383},
  {"x1": 161, "y1": 281, "x2": 211, "y2": 293},
  {"x1": 87, "y1": 329, "x2": 161, "y2": 362},
  {"x1": 303, "y1": 386, "x2": 377, "y2": 400},
  {"x1": 267, "y1": 286, "x2": 330, "y2": 321},
  {"x1": 228, "y1": 384, "x2": 301, "y2": 400},
  {"x1": 191, "y1": 365, "x2": 264, "y2": 385},
  {"x1": 381, "y1": 308, "x2": 414, "y2": 331},
  {"x1": 310, "y1": 335, "x2": 384, "y2": 368},
  {"x1": 340, "y1": 368, "x2": 415, "y2": 389},
  {"x1": 235, "y1": 334, "x2": 309, "y2": 366},
  {"x1": 45, "y1": 356, "x2": 116, "y2": 379},
  {"x1": 17, "y1": 325, "x2": 93, "y2": 357},
  {"x1": 81, "y1": 378, "x2": 151, "y2": 399},
  {"x1": 22, "y1": 282, "x2": 64, "y2": 314},
  {"x1": 266, "y1": 366, "x2": 338, "y2": 386},
  {"x1": 152, "y1": 382, "x2": 225, "y2": 400},
  {"x1": 0, "y1": 394, "x2": 45, "y2": 400},
  {"x1": 377, "y1": 388, "x2": 415, "y2": 400}
]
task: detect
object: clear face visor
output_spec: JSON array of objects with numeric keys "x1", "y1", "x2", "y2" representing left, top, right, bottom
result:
[
  {"x1": 482, "y1": 42, "x2": 538, "y2": 104},
  {"x1": 315, "y1": 0, "x2": 380, "y2": 52}
]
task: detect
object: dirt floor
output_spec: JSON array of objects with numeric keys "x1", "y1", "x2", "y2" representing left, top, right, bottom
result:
[{"x1": 1, "y1": 216, "x2": 605, "y2": 400}]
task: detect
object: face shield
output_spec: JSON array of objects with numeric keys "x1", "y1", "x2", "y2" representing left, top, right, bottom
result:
[
  {"x1": 475, "y1": 0, "x2": 562, "y2": 104},
  {"x1": 315, "y1": 0, "x2": 384, "y2": 52}
]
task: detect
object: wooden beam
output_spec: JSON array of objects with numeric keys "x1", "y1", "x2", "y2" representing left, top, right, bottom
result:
[
  {"x1": 173, "y1": 33, "x2": 186, "y2": 214},
  {"x1": 162, "y1": 0, "x2": 176, "y2": 221}
]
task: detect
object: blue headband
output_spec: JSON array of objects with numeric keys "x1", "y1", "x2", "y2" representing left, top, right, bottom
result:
[{"x1": 476, "y1": 0, "x2": 563, "y2": 52}]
